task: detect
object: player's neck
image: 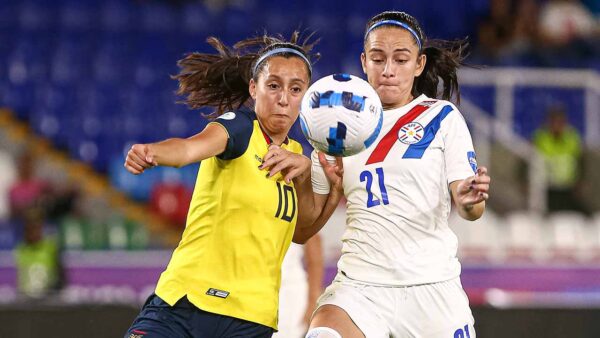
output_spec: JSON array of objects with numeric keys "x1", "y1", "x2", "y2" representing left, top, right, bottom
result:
[{"x1": 383, "y1": 94, "x2": 415, "y2": 111}]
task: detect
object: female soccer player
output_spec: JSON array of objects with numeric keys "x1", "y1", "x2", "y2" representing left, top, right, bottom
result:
[
  {"x1": 123, "y1": 33, "x2": 342, "y2": 338},
  {"x1": 301, "y1": 11, "x2": 491, "y2": 338}
]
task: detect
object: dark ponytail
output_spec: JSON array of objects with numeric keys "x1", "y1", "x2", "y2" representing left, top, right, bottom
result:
[
  {"x1": 173, "y1": 32, "x2": 318, "y2": 119},
  {"x1": 365, "y1": 11, "x2": 468, "y2": 104},
  {"x1": 417, "y1": 39, "x2": 468, "y2": 104}
]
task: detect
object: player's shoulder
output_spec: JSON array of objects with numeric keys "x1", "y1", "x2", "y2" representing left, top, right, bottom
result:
[
  {"x1": 214, "y1": 107, "x2": 256, "y2": 124},
  {"x1": 420, "y1": 97, "x2": 464, "y2": 122}
]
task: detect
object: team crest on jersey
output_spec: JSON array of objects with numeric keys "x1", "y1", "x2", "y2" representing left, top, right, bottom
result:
[{"x1": 398, "y1": 122, "x2": 424, "y2": 144}]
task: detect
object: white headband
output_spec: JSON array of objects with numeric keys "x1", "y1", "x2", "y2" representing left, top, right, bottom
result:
[
  {"x1": 365, "y1": 19, "x2": 422, "y2": 50},
  {"x1": 252, "y1": 47, "x2": 311, "y2": 76}
]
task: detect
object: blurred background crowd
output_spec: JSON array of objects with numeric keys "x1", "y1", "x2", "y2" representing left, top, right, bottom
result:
[{"x1": 0, "y1": 0, "x2": 598, "y2": 337}]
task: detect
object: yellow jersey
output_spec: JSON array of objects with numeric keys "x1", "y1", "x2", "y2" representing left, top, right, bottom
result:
[{"x1": 155, "y1": 108, "x2": 303, "y2": 330}]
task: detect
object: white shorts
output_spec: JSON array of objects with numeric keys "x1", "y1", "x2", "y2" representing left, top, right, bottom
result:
[{"x1": 315, "y1": 272, "x2": 475, "y2": 338}]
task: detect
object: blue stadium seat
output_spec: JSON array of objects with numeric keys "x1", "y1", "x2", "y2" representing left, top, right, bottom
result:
[
  {"x1": 0, "y1": 219, "x2": 17, "y2": 250},
  {"x1": 18, "y1": 0, "x2": 56, "y2": 33},
  {"x1": 513, "y1": 87, "x2": 585, "y2": 139},
  {"x1": 109, "y1": 157, "x2": 160, "y2": 201},
  {"x1": 461, "y1": 86, "x2": 496, "y2": 116},
  {"x1": 139, "y1": 2, "x2": 179, "y2": 34},
  {"x1": 180, "y1": 3, "x2": 213, "y2": 36},
  {"x1": 100, "y1": 0, "x2": 137, "y2": 33},
  {"x1": 58, "y1": 0, "x2": 98, "y2": 33},
  {"x1": 50, "y1": 39, "x2": 92, "y2": 85}
]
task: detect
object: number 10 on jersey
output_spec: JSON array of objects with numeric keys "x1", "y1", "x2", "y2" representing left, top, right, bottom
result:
[{"x1": 360, "y1": 167, "x2": 389, "y2": 208}]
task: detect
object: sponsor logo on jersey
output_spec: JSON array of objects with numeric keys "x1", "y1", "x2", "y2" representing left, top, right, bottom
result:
[
  {"x1": 467, "y1": 151, "x2": 477, "y2": 173},
  {"x1": 218, "y1": 112, "x2": 236, "y2": 120},
  {"x1": 206, "y1": 288, "x2": 230, "y2": 298},
  {"x1": 398, "y1": 122, "x2": 424, "y2": 145},
  {"x1": 420, "y1": 100, "x2": 438, "y2": 107}
]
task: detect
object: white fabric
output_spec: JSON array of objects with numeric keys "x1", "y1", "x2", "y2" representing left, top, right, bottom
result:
[
  {"x1": 312, "y1": 95, "x2": 476, "y2": 286},
  {"x1": 310, "y1": 150, "x2": 335, "y2": 195},
  {"x1": 316, "y1": 273, "x2": 475, "y2": 338},
  {"x1": 305, "y1": 327, "x2": 342, "y2": 338},
  {"x1": 274, "y1": 243, "x2": 308, "y2": 338}
]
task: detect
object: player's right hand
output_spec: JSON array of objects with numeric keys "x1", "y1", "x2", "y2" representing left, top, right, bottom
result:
[{"x1": 124, "y1": 144, "x2": 157, "y2": 175}]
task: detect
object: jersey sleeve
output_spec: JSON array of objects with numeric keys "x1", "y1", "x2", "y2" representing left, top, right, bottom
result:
[
  {"x1": 311, "y1": 150, "x2": 334, "y2": 194},
  {"x1": 442, "y1": 107, "x2": 478, "y2": 184},
  {"x1": 210, "y1": 110, "x2": 254, "y2": 160}
]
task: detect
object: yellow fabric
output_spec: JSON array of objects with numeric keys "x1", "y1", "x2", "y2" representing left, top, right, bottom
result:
[
  {"x1": 533, "y1": 127, "x2": 581, "y2": 188},
  {"x1": 155, "y1": 120, "x2": 303, "y2": 330}
]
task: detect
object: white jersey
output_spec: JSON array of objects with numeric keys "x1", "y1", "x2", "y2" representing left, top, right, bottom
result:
[{"x1": 312, "y1": 95, "x2": 477, "y2": 286}]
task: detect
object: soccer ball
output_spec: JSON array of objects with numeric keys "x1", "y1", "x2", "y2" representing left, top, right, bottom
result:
[{"x1": 299, "y1": 73, "x2": 383, "y2": 157}]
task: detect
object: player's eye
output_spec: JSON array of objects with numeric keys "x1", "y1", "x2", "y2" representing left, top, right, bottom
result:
[
  {"x1": 268, "y1": 83, "x2": 279, "y2": 90},
  {"x1": 396, "y1": 59, "x2": 408, "y2": 64},
  {"x1": 291, "y1": 87, "x2": 302, "y2": 94}
]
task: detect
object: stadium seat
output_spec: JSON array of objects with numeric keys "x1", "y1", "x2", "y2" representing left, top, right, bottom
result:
[
  {"x1": 18, "y1": 0, "x2": 55, "y2": 33},
  {"x1": 546, "y1": 211, "x2": 589, "y2": 261},
  {"x1": 504, "y1": 211, "x2": 546, "y2": 262},
  {"x1": 58, "y1": 0, "x2": 98, "y2": 33},
  {"x1": 0, "y1": 219, "x2": 17, "y2": 250},
  {"x1": 449, "y1": 209, "x2": 502, "y2": 262},
  {"x1": 99, "y1": 0, "x2": 136, "y2": 33}
]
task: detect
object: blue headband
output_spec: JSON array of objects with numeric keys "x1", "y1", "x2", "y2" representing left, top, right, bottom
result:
[
  {"x1": 364, "y1": 19, "x2": 422, "y2": 50},
  {"x1": 252, "y1": 47, "x2": 312, "y2": 76}
]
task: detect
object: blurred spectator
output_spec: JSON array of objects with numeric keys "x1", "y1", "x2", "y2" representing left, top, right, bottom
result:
[
  {"x1": 475, "y1": 0, "x2": 540, "y2": 65},
  {"x1": 533, "y1": 104, "x2": 584, "y2": 213},
  {"x1": 538, "y1": 0, "x2": 598, "y2": 46},
  {"x1": 274, "y1": 235, "x2": 323, "y2": 338},
  {"x1": 14, "y1": 209, "x2": 63, "y2": 299},
  {"x1": 8, "y1": 151, "x2": 52, "y2": 222},
  {"x1": 8, "y1": 150, "x2": 78, "y2": 223},
  {"x1": 537, "y1": 0, "x2": 599, "y2": 65}
]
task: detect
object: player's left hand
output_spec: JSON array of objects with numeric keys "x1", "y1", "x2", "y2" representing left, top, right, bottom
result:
[
  {"x1": 455, "y1": 166, "x2": 490, "y2": 207},
  {"x1": 260, "y1": 145, "x2": 311, "y2": 184}
]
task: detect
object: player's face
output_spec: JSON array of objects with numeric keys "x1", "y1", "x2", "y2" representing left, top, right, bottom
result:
[
  {"x1": 249, "y1": 56, "x2": 309, "y2": 139},
  {"x1": 361, "y1": 27, "x2": 426, "y2": 109}
]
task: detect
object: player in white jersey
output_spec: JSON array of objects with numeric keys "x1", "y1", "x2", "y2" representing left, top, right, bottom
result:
[
  {"x1": 301, "y1": 11, "x2": 491, "y2": 338},
  {"x1": 274, "y1": 235, "x2": 323, "y2": 338}
]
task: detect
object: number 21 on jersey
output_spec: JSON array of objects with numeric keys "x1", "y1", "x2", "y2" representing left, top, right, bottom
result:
[{"x1": 360, "y1": 167, "x2": 389, "y2": 208}]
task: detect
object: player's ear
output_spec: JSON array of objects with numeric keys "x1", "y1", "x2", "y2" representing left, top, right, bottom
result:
[
  {"x1": 415, "y1": 54, "x2": 426, "y2": 77},
  {"x1": 360, "y1": 52, "x2": 367, "y2": 74},
  {"x1": 249, "y1": 78, "x2": 257, "y2": 100}
]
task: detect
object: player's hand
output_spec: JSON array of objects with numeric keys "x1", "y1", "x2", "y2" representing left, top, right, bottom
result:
[
  {"x1": 455, "y1": 166, "x2": 490, "y2": 207},
  {"x1": 318, "y1": 152, "x2": 344, "y2": 193},
  {"x1": 260, "y1": 145, "x2": 311, "y2": 184},
  {"x1": 124, "y1": 144, "x2": 158, "y2": 175}
]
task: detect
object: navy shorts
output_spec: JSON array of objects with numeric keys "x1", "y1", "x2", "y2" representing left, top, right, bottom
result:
[{"x1": 125, "y1": 294, "x2": 274, "y2": 338}]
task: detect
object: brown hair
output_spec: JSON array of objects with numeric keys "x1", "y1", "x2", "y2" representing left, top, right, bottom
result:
[
  {"x1": 173, "y1": 31, "x2": 319, "y2": 119},
  {"x1": 364, "y1": 11, "x2": 468, "y2": 104}
]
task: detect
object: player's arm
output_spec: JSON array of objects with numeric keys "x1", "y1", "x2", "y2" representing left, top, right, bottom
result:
[
  {"x1": 260, "y1": 149, "x2": 343, "y2": 243},
  {"x1": 303, "y1": 234, "x2": 324, "y2": 326},
  {"x1": 449, "y1": 166, "x2": 490, "y2": 221},
  {"x1": 292, "y1": 153, "x2": 343, "y2": 244},
  {"x1": 124, "y1": 123, "x2": 228, "y2": 174}
]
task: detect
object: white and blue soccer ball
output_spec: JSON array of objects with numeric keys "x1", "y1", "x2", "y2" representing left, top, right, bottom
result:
[{"x1": 299, "y1": 73, "x2": 383, "y2": 157}]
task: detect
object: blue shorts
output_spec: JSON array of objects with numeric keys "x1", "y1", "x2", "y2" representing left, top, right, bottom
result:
[{"x1": 125, "y1": 294, "x2": 274, "y2": 338}]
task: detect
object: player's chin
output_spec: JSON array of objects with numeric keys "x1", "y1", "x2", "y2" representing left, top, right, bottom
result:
[{"x1": 377, "y1": 89, "x2": 401, "y2": 104}]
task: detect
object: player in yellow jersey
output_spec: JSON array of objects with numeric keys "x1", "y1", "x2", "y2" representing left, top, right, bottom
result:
[{"x1": 123, "y1": 33, "x2": 343, "y2": 338}]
